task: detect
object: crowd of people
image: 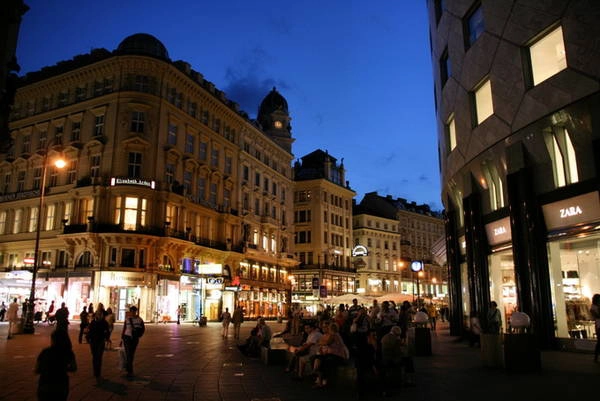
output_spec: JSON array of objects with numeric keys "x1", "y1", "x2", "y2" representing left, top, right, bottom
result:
[
  {"x1": 4, "y1": 301, "x2": 146, "y2": 401},
  {"x1": 235, "y1": 299, "x2": 434, "y2": 398}
]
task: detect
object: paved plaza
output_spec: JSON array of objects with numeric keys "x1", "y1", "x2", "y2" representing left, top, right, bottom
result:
[{"x1": 0, "y1": 320, "x2": 598, "y2": 401}]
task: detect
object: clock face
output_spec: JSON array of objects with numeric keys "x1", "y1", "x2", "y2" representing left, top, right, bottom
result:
[
  {"x1": 410, "y1": 261, "x2": 423, "y2": 272},
  {"x1": 274, "y1": 121, "x2": 283, "y2": 129}
]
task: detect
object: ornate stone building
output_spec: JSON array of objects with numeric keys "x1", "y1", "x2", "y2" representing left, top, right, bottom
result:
[
  {"x1": 0, "y1": 33, "x2": 296, "y2": 322},
  {"x1": 352, "y1": 192, "x2": 446, "y2": 300},
  {"x1": 291, "y1": 149, "x2": 356, "y2": 309}
]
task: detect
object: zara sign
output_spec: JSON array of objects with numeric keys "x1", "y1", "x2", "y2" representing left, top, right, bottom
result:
[{"x1": 542, "y1": 191, "x2": 600, "y2": 231}]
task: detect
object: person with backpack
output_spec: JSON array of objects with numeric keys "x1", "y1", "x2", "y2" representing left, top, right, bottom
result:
[{"x1": 121, "y1": 305, "x2": 145, "y2": 378}]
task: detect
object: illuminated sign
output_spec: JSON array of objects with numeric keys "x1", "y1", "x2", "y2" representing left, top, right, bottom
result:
[
  {"x1": 352, "y1": 245, "x2": 368, "y2": 257},
  {"x1": 542, "y1": 192, "x2": 600, "y2": 231},
  {"x1": 197, "y1": 263, "x2": 223, "y2": 275},
  {"x1": 110, "y1": 177, "x2": 156, "y2": 189},
  {"x1": 485, "y1": 217, "x2": 512, "y2": 246},
  {"x1": 100, "y1": 271, "x2": 152, "y2": 286}
]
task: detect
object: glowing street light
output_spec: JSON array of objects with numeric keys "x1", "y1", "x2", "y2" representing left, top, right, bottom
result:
[{"x1": 22, "y1": 153, "x2": 66, "y2": 334}]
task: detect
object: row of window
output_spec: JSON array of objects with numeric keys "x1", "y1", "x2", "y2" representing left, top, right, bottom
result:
[
  {"x1": 12, "y1": 77, "x2": 114, "y2": 120},
  {"x1": 444, "y1": 22, "x2": 567, "y2": 151},
  {"x1": 324, "y1": 211, "x2": 349, "y2": 229},
  {"x1": 0, "y1": 200, "x2": 78, "y2": 235}
]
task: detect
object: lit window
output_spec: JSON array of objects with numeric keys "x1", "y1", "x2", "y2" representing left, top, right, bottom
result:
[
  {"x1": 13, "y1": 209, "x2": 22, "y2": 234},
  {"x1": 544, "y1": 126, "x2": 578, "y2": 188},
  {"x1": 29, "y1": 206, "x2": 39, "y2": 232},
  {"x1": 123, "y1": 197, "x2": 146, "y2": 230},
  {"x1": 529, "y1": 26, "x2": 566, "y2": 86},
  {"x1": 45, "y1": 204, "x2": 56, "y2": 230},
  {"x1": 474, "y1": 79, "x2": 493, "y2": 125},
  {"x1": 446, "y1": 114, "x2": 457, "y2": 152},
  {"x1": 0, "y1": 211, "x2": 6, "y2": 234}
]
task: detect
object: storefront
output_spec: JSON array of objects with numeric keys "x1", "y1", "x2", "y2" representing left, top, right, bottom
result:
[
  {"x1": 96, "y1": 271, "x2": 154, "y2": 321},
  {"x1": 543, "y1": 192, "x2": 600, "y2": 348},
  {"x1": 156, "y1": 277, "x2": 179, "y2": 322},
  {"x1": 180, "y1": 274, "x2": 202, "y2": 321},
  {"x1": 485, "y1": 217, "x2": 516, "y2": 330}
]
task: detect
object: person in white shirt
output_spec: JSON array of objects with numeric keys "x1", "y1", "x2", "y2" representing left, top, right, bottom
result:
[
  {"x1": 285, "y1": 322, "x2": 323, "y2": 378},
  {"x1": 121, "y1": 306, "x2": 145, "y2": 378},
  {"x1": 6, "y1": 298, "x2": 19, "y2": 339}
]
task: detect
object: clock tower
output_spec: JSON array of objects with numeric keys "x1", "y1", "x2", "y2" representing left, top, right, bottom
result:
[{"x1": 257, "y1": 87, "x2": 294, "y2": 153}]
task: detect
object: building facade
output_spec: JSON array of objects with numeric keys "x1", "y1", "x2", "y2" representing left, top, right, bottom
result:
[
  {"x1": 428, "y1": 0, "x2": 600, "y2": 349},
  {"x1": 0, "y1": 33, "x2": 296, "y2": 322},
  {"x1": 353, "y1": 192, "x2": 446, "y2": 301},
  {"x1": 291, "y1": 149, "x2": 356, "y2": 310}
]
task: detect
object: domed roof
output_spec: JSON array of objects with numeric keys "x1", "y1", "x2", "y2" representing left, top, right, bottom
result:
[
  {"x1": 258, "y1": 87, "x2": 288, "y2": 116},
  {"x1": 116, "y1": 33, "x2": 170, "y2": 60}
]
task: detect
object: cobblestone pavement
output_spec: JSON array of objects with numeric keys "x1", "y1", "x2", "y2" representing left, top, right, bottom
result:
[{"x1": 1, "y1": 320, "x2": 598, "y2": 401}]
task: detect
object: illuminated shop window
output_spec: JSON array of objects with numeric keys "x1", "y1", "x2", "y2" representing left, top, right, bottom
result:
[
  {"x1": 473, "y1": 79, "x2": 493, "y2": 125},
  {"x1": 529, "y1": 26, "x2": 566, "y2": 86}
]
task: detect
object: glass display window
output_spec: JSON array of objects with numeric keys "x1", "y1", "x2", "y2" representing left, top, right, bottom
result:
[
  {"x1": 488, "y1": 250, "x2": 516, "y2": 331},
  {"x1": 548, "y1": 233, "x2": 600, "y2": 339}
]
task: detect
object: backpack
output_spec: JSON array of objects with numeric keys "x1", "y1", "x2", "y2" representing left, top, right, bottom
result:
[{"x1": 130, "y1": 318, "x2": 145, "y2": 338}]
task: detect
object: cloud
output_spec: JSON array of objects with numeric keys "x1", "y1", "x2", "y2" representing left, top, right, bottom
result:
[{"x1": 222, "y1": 46, "x2": 289, "y2": 118}]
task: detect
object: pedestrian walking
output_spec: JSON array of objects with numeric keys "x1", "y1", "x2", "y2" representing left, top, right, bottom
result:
[
  {"x1": 0, "y1": 301, "x2": 6, "y2": 321},
  {"x1": 105, "y1": 307, "x2": 115, "y2": 349},
  {"x1": 87, "y1": 310, "x2": 110, "y2": 383},
  {"x1": 220, "y1": 307, "x2": 232, "y2": 338},
  {"x1": 232, "y1": 306, "x2": 244, "y2": 339},
  {"x1": 121, "y1": 305, "x2": 145, "y2": 378},
  {"x1": 55, "y1": 302, "x2": 70, "y2": 331},
  {"x1": 6, "y1": 298, "x2": 19, "y2": 339},
  {"x1": 35, "y1": 329, "x2": 77, "y2": 401},
  {"x1": 78, "y1": 307, "x2": 89, "y2": 344}
]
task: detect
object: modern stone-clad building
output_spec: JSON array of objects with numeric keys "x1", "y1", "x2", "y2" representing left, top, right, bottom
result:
[
  {"x1": 428, "y1": 0, "x2": 600, "y2": 348},
  {"x1": 0, "y1": 33, "x2": 297, "y2": 322}
]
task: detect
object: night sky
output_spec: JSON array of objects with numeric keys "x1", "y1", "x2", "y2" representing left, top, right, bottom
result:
[{"x1": 16, "y1": 0, "x2": 440, "y2": 210}]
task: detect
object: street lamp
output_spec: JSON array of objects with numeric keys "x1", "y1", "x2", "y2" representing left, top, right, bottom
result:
[
  {"x1": 22, "y1": 152, "x2": 66, "y2": 334},
  {"x1": 410, "y1": 260, "x2": 424, "y2": 306}
]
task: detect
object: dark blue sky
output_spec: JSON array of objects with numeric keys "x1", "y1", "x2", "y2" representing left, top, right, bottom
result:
[{"x1": 16, "y1": 0, "x2": 440, "y2": 210}]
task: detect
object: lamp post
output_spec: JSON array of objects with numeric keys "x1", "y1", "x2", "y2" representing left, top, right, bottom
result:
[{"x1": 22, "y1": 152, "x2": 65, "y2": 334}]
